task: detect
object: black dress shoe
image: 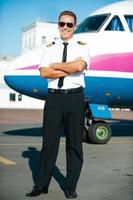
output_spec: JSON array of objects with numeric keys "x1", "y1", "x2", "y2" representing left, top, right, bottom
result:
[
  {"x1": 26, "y1": 185, "x2": 48, "y2": 197},
  {"x1": 65, "y1": 190, "x2": 77, "y2": 199}
]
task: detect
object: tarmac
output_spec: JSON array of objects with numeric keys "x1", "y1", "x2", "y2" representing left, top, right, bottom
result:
[{"x1": 0, "y1": 109, "x2": 133, "y2": 200}]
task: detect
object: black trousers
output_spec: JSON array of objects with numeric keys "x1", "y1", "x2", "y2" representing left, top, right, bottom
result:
[{"x1": 37, "y1": 91, "x2": 85, "y2": 191}]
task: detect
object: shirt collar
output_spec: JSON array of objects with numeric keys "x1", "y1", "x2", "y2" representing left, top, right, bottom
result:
[{"x1": 56, "y1": 37, "x2": 76, "y2": 46}]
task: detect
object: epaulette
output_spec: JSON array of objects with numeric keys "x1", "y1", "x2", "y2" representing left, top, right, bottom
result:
[
  {"x1": 46, "y1": 42, "x2": 55, "y2": 47},
  {"x1": 77, "y1": 41, "x2": 86, "y2": 45}
]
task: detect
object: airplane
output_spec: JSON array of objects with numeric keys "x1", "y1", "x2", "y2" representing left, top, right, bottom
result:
[{"x1": 4, "y1": 0, "x2": 133, "y2": 144}]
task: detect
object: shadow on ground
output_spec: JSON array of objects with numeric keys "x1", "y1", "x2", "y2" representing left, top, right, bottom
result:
[
  {"x1": 3, "y1": 127, "x2": 65, "y2": 137},
  {"x1": 110, "y1": 120, "x2": 133, "y2": 136},
  {"x1": 22, "y1": 147, "x2": 65, "y2": 192},
  {"x1": 3, "y1": 119, "x2": 133, "y2": 137}
]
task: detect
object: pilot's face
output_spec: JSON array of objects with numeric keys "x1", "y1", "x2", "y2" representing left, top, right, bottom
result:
[{"x1": 58, "y1": 15, "x2": 77, "y2": 42}]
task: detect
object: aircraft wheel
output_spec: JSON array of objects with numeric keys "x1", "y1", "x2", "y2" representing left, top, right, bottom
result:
[{"x1": 88, "y1": 122, "x2": 112, "y2": 144}]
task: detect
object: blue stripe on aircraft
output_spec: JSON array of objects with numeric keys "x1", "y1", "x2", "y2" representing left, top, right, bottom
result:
[{"x1": 4, "y1": 75, "x2": 133, "y2": 107}]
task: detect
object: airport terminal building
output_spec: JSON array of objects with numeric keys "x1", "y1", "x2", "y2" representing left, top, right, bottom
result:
[{"x1": 0, "y1": 20, "x2": 59, "y2": 109}]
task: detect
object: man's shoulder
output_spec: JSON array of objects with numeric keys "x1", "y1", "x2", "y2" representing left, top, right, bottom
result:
[
  {"x1": 77, "y1": 41, "x2": 87, "y2": 45},
  {"x1": 76, "y1": 40, "x2": 89, "y2": 51},
  {"x1": 46, "y1": 41, "x2": 55, "y2": 48},
  {"x1": 72, "y1": 37, "x2": 88, "y2": 47},
  {"x1": 45, "y1": 37, "x2": 61, "y2": 48}
]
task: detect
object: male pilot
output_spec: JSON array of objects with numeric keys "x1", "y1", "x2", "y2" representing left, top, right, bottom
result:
[{"x1": 26, "y1": 10, "x2": 89, "y2": 199}]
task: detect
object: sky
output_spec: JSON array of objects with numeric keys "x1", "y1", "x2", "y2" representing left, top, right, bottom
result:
[{"x1": 0, "y1": 0, "x2": 121, "y2": 56}]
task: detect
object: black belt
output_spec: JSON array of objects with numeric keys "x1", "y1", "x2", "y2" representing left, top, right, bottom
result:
[{"x1": 48, "y1": 87, "x2": 83, "y2": 94}]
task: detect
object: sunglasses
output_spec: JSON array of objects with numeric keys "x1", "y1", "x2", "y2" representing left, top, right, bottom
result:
[{"x1": 58, "y1": 21, "x2": 74, "y2": 28}]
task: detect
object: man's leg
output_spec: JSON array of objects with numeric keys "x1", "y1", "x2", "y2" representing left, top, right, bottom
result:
[
  {"x1": 36, "y1": 93, "x2": 63, "y2": 189},
  {"x1": 64, "y1": 92, "x2": 85, "y2": 192}
]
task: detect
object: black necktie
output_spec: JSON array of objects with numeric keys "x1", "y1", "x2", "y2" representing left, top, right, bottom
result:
[{"x1": 58, "y1": 42, "x2": 68, "y2": 88}]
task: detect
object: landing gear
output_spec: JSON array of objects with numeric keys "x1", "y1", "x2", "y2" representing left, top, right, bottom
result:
[{"x1": 83, "y1": 103, "x2": 112, "y2": 144}]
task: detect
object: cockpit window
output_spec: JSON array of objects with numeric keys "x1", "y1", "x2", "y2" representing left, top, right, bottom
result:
[
  {"x1": 105, "y1": 16, "x2": 124, "y2": 31},
  {"x1": 124, "y1": 15, "x2": 133, "y2": 32},
  {"x1": 75, "y1": 14, "x2": 109, "y2": 33}
]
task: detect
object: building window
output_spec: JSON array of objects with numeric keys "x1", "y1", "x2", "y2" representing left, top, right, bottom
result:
[
  {"x1": 9, "y1": 93, "x2": 16, "y2": 101},
  {"x1": 42, "y1": 36, "x2": 46, "y2": 44},
  {"x1": 29, "y1": 37, "x2": 31, "y2": 48},
  {"x1": 33, "y1": 35, "x2": 36, "y2": 46},
  {"x1": 25, "y1": 37, "x2": 27, "y2": 48},
  {"x1": 18, "y1": 94, "x2": 22, "y2": 101}
]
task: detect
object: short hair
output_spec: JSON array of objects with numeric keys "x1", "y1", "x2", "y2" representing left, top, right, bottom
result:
[{"x1": 58, "y1": 11, "x2": 77, "y2": 25}]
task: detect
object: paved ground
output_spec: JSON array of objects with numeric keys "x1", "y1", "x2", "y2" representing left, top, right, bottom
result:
[{"x1": 0, "y1": 109, "x2": 133, "y2": 200}]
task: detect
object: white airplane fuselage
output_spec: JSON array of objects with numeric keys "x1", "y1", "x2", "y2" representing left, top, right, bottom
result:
[{"x1": 4, "y1": 0, "x2": 133, "y2": 109}]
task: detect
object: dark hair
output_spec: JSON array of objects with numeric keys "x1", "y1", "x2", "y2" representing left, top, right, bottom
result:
[{"x1": 58, "y1": 11, "x2": 77, "y2": 25}]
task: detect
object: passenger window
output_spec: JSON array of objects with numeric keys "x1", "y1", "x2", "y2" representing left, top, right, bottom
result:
[
  {"x1": 105, "y1": 16, "x2": 124, "y2": 31},
  {"x1": 124, "y1": 15, "x2": 133, "y2": 32}
]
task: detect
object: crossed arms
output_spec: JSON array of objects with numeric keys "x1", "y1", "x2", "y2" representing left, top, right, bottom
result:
[{"x1": 39, "y1": 58, "x2": 87, "y2": 79}]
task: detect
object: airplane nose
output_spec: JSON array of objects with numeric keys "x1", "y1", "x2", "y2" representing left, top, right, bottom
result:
[
  {"x1": 3, "y1": 45, "x2": 48, "y2": 99},
  {"x1": 4, "y1": 65, "x2": 48, "y2": 100},
  {"x1": 4, "y1": 63, "x2": 15, "y2": 89}
]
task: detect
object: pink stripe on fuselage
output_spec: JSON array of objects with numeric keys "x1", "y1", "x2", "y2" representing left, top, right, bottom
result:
[
  {"x1": 16, "y1": 65, "x2": 39, "y2": 70},
  {"x1": 16, "y1": 53, "x2": 133, "y2": 73},
  {"x1": 90, "y1": 53, "x2": 133, "y2": 72}
]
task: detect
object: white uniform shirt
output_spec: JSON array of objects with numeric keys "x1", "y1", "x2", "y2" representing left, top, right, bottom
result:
[{"x1": 39, "y1": 37, "x2": 90, "y2": 89}]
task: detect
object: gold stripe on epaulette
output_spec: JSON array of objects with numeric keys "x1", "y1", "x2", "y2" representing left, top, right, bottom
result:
[
  {"x1": 77, "y1": 41, "x2": 86, "y2": 45},
  {"x1": 46, "y1": 42, "x2": 55, "y2": 47}
]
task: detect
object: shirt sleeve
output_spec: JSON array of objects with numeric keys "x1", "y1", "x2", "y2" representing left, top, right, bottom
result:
[{"x1": 38, "y1": 46, "x2": 51, "y2": 70}]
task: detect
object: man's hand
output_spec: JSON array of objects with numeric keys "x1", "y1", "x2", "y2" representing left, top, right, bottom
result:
[
  {"x1": 39, "y1": 66, "x2": 69, "y2": 79},
  {"x1": 50, "y1": 58, "x2": 87, "y2": 74}
]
